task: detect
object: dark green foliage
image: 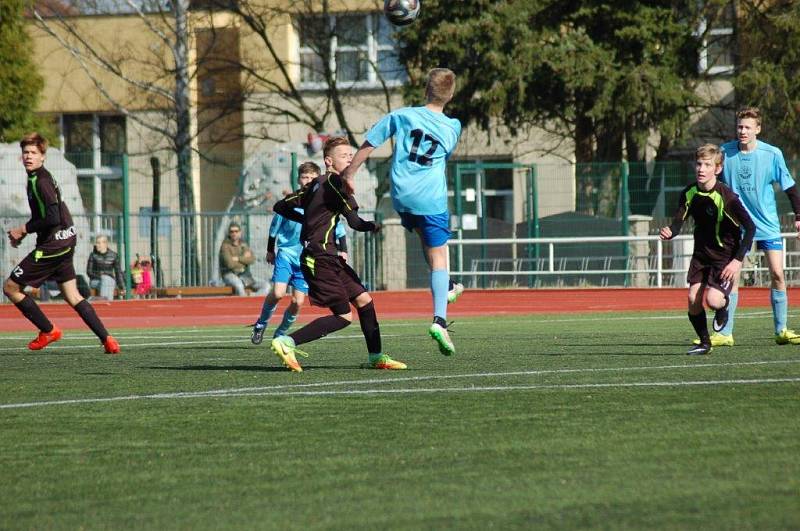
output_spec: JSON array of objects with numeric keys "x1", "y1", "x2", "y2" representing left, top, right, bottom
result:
[
  {"x1": 397, "y1": 1, "x2": 703, "y2": 163},
  {"x1": 734, "y1": 1, "x2": 800, "y2": 159},
  {"x1": 0, "y1": 0, "x2": 51, "y2": 143}
]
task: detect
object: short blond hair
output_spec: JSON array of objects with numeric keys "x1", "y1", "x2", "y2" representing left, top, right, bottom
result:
[
  {"x1": 737, "y1": 107, "x2": 761, "y2": 126},
  {"x1": 425, "y1": 68, "x2": 456, "y2": 105},
  {"x1": 322, "y1": 136, "x2": 350, "y2": 159},
  {"x1": 696, "y1": 143, "x2": 723, "y2": 166}
]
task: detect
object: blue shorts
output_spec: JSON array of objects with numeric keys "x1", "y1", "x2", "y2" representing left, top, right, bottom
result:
[
  {"x1": 399, "y1": 211, "x2": 452, "y2": 247},
  {"x1": 272, "y1": 252, "x2": 308, "y2": 293},
  {"x1": 756, "y1": 238, "x2": 783, "y2": 251}
]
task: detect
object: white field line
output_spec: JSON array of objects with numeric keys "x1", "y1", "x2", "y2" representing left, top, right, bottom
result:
[
  {"x1": 0, "y1": 334, "x2": 403, "y2": 352},
  {"x1": 0, "y1": 310, "x2": 781, "y2": 340},
  {"x1": 1, "y1": 359, "x2": 799, "y2": 410}
]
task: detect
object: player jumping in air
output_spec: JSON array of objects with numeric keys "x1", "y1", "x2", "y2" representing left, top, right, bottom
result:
[
  {"x1": 713, "y1": 107, "x2": 800, "y2": 346},
  {"x1": 251, "y1": 162, "x2": 348, "y2": 344},
  {"x1": 4, "y1": 132, "x2": 120, "y2": 354},
  {"x1": 269, "y1": 137, "x2": 406, "y2": 372},
  {"x1": 340, "y1": 67, "x2": 463, "y2": 356},
  {"x1": 660, "y1": 144, "x2": 755, "y2": 355}
]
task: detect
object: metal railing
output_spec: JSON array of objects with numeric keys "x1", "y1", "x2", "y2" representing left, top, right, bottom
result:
[{"x1": 450, "y1": 233, "x2": 800, "y2": 288}]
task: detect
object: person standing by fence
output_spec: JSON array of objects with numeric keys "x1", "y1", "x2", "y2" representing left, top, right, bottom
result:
[{"x1": 714, "y1": 107, "x2": 800, "y2": 346}]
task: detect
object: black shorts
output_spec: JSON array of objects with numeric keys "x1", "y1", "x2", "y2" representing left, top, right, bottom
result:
[
  {"x1": 687, "y1": 256, "x2": 733, "y2": 296},
  {"x1": 9, "y1": 247, "x2": 75, "y2": 288},
  {"x1": 300, "y1": 252, "x2": 366, "y2": 309}
]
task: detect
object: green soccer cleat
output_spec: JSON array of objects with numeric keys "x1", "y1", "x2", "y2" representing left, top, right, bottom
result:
[
  {"x1": 693, "y1": 332, "x2": 734, "y2": 347},
  {"x1": 270, "y1": 335, "x2": 303, "y2": 372},
  {"x1": 447, "y1": 282, "x2": 464, "y2": 304},
  {"x1": 775, "y1": 328, "x2": 800, "y2": 345},
  {"x1": 428, "y1": 322, "x2": 455, "y2": 356},
  {"x1": 362, "y1": 354, "x2": 407, "y2": 370}
]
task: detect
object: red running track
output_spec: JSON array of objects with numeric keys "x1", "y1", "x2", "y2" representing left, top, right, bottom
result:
[{"x1": 0, "y1": 287, "x2": 779, "y2": 333}]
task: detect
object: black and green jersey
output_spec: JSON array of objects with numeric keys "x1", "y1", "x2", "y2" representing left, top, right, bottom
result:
[
  {"x1": 25, "y1": 167, "x2": 76, "y2": 253},
  {"x1": 273, "y1": 172, "x2": 376, "y2": 257},
  {"x1": 668, "y1": 180, "x2": 756, "y2": 264}
]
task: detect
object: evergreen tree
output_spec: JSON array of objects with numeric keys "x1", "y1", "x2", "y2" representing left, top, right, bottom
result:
[{"x1": 0, "y1": 0, "x2": 50, "y2": 142}]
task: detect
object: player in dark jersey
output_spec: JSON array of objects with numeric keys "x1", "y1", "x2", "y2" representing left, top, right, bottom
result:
[
  {"x1": 660, "y1": 144, "x2": 756, "y2": 355},
  {"x1": 4, "y1": 133, "x2": 120, "y2": 354},
  {"x1": 269, "y1": 137, "x2": 406, "y2": 372}
]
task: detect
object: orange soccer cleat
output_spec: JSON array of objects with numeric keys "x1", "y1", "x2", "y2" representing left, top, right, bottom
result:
[
  {"x1": 28, "y1": 327, "x2": 63, "y2": 350},
  {"x1": 103, "y1": 335, "x2": 121, "y2": 354}
]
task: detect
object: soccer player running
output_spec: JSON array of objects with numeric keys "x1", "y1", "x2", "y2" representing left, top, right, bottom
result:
[
  {"x1": 340, "y1": 67, "x2": 463, "y2": 356},
  {"x1": 4, "y1": 132, "x2": 120, "y2": 354},
  {"x1": 251, "y1": 162, "x2": 348, "y2": 344},
  {"x1": 660, "y1": 144, "x2": 756, "y2": 355},
  {"x1": 714, "y1": 107, "x2": 800, "y2": 346},
  {"x1": 269, "y1": 137, "x2": 406, "y2": 372}
]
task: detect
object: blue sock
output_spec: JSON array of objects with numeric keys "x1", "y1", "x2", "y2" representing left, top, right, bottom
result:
[
  {"x1": 771, "y1": 289, "x2": 788, "y2": 334},
  {"x1": 720, "y1": 292, "x2": 738, "y2": 336},
  {"x1": 274, "y1": 308, "x2": 297, "y2": 337},
  {"x1": 256, "y1": 299, "x2": 277, "y2": 327},
  {"x1": 431, "y1": 269, "x2": 449, "y2": 320},
  {"x1": 369, "y1": 352, "x2": 383, "y2": 363}
]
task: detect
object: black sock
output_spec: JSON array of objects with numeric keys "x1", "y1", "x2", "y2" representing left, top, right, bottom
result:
[
  {"x1": 290, "y1": 315, "x2": 350, "y2": 346},
  {"x1": 357, "y1": 301, "x2": 381, "y2": 354},
  {"x1": 448, "y1": 279, "x2": 455, "y2": 290},
  {"x1": 433, "y1": 316, "x2": 447, "y2": 328},
  {"x1": 688, "y1": 311, "x2": 709, "y2": 344},
  {"x1": 14, "y1": 295, "x2": 53, "y2": 332},
  {"x1": 74, "y1": 300, "x2": 109, "y2": 342}
]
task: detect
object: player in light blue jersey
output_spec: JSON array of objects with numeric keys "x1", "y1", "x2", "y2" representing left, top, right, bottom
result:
[
  {"x1": 341, "y1": 68, "x2": 463, "y2": 356},
  {"x1": 251, "y1": 162, "x2": 349, "y2": 344},
  {"x1": 714, "y1": 107, "x2": 800, "y2": 346}
]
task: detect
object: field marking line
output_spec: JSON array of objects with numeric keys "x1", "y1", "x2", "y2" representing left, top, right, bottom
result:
[
  {"x1": 2, "y1": 359, "x2": 799, "y2": 410},
  {"x1": 0, "y1": 334, "x2": 403, "y2": 352},
  {"x1": 209, "y1": 377, "x2": 800, "y2": 398},
  {"x1": 0, "y1": 309, "x2": 783, "y2": 340},
  {"x1": 2, "y1": 377, "x2": 798, "y2": 409}
]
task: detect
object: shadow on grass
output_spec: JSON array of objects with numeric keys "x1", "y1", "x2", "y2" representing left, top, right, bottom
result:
[{"x1": 142, "y1": 364, "x2": 368, "y2": 372}]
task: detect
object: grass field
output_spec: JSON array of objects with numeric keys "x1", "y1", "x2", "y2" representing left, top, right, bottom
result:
[{"x1": 1, "y1": 309, "x2": 799, "y2": 530}]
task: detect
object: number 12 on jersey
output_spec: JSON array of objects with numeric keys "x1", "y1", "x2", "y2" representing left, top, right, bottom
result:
[{"x1": 409, "y1": 129, "x2": 440, "y2": 166}]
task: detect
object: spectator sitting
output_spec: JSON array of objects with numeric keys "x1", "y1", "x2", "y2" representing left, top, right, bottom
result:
[
  {"x1": 86, "y1": 235, "x2": 125, "y2": 300},
  {"x1": 219, "y1": 222, "x2": 267, "y2": 296}
]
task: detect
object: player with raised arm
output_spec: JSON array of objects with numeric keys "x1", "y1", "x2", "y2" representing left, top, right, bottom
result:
[
  {"x1": 269, "y1": 137, "x2": 406, "y2": 372},
  {"x1": 714, "y1": 107, "x2": 800, "y2": 346},
  {"x1": 340, "y1": 67, "x2": 463, "y2": 356},
  {"x1": 4, "y1": 132, "x2": 120, "y2": 354},
  {"x1": 661, "y1": 144, "x2": 756, "y2": 355}
]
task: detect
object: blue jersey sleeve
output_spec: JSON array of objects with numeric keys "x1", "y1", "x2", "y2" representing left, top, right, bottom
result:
[
  {"x1": 335, "y1": 219, "x2": 347, "y2": 239},
  {"x1": 775, "y1": 150, "x2": 795, "y2": 191},
  {"x1": 365, "y1": 112, "x2": 396, "y2": 148},
  {"x1": 269, "y1": 214, "x2": 283, "y2": 238}
]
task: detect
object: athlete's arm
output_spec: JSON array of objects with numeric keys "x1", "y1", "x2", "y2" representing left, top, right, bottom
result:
[
  {"x1": 784, "y1": 185, "x2": 800, "y2": 236},
  {"x1": 340, "y1": 141, "x2": 375, "y2": 195},
  {"x1": 273, "y1": 198, "x2": 304, "y2": 224},
  {"x1": 728, "y1": 198, "x2": 756, "y2": 261},
  {"x1": 662, "y1": 190, "x2": 689, "y2": 239}
]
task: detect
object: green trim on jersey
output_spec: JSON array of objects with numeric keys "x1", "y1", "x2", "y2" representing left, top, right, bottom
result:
[
  {"x1": 29, "y1": 173, "x2": 46, "y2": 218},
  {"x1": 684, "y1": 185, "x2": 733, "y2": 247},
  {"x1": 34, "y1": 247, "x2": 72, "y2": 262},
  {"x1": 304, "y1": 255, "x2": 316, "y2": 276}
]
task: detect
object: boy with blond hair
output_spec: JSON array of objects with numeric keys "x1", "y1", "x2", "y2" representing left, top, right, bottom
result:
[
  {"x1": 713, "y1": 107, "x2": 800, "y2": 346},
  {"x1": 341, "y1": 67, "x2": 463, "y2": 356},
  {"x1": 660, "y1": 144, "x2": 755, "y2": 355},
  {"x1": 270, "y1": 137, "x2": 406, "y2": 372}
]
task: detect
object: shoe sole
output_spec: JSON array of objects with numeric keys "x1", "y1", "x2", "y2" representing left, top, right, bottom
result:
[
  {"x1": 429, "y1": 328, "x2": 455, "y2": 356},
  {"x1": 251, "y1": 329, "x2": 264, "y2": 345},
  {"x1": 362, "y1": 362, "x2": 407, "y2": 370},
  {"x1": 271, "y1": 341, "x2": 303, "y2": 372}
]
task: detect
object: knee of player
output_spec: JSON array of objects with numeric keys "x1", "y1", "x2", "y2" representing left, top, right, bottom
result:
[{"x1": 3, "y1": 278, "x2": 20, "y2": 297}]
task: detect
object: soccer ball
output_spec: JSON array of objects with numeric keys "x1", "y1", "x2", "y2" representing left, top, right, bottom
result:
[{"x1": 384, "y1": 0, "x2": 420, "y2": 27}]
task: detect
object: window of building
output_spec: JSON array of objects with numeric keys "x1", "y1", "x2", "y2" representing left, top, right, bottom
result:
[
  {"x1": 298, "y1": 12, "x2": 406, "y2": 89},
  {"x1": 697, "y1": 1, "x2": 735, "y2": 75},
  {"x1": 61, "y1": 114, "x2": 127, "y2": 215}
]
